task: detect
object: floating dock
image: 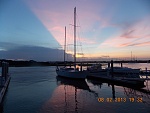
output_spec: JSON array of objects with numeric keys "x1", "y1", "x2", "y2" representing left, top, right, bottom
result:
[
  {"x1": 87, "y1": 75, "x2": 145, "y2": 88},
  {"x1": 87, "y1": 60, "x2": 147, "y2": 89},
  {"x1": 0, "y1": 62, "x2": 11, "y2": 104}
]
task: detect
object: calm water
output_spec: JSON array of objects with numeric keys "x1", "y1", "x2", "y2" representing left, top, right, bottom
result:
[{"x1": 1, "y1": 63, "x2": 150, "y2": 113}]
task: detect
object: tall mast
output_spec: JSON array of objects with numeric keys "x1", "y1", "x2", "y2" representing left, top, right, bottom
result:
[
  {"x1": 64, "y1": 26, "x2": 66, "y2": 63},
  {"x1": 131, "y1": 51, "x2": 132, "y2": 61},
  {"x1": 74, "y1": 7, "x2": 76, "y2": 69}
]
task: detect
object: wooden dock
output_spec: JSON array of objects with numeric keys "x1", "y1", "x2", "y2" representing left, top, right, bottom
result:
[
  {"x1": 0, "y1": 76, "x2": 11, "y2": 104},
  {"x1": 0, "y1": 62, "x2": 11, "y2": 104}
]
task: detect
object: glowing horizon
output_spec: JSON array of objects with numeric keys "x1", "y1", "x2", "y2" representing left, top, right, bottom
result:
[{"x1": 0, "y1": 0, "x2": 150, "y2": 61}]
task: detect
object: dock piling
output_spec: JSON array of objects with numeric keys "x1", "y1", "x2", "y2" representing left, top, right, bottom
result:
[
  {"x1": 1, "y1": 62, "x2": 9, "y2": 86},
  {"x1": 121, "y1": 62, "x2": 123, "y2": 67},
  {"x1": 108, "y1": 63, "x2": 110, "y2": 68},
  {"x1": 111, "y1": 60, "x2": 114, "y2": 78},
  {"x1": 145, "y1": 67, "x2": 148, "y2": 80},
  {"x1": 112, "y1": 84, "x2": 115, "y2": 99},
  {"x1": 80, "y1": 63, "x2": 82, "y2": 71}
]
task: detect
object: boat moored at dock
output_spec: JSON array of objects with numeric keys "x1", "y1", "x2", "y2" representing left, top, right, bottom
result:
[
  {"x1": 56, "y1": 67, "x2": 88, "y2": 79},
  {"x1": 56, "y1": 7, "x2": 88, "y2": 79},
  {"x1": 87, "y1": 64, "x2": 107, "y2": 77},
  {"x1": 87, "y1": 61, "x2": 145, "y2": 88}
]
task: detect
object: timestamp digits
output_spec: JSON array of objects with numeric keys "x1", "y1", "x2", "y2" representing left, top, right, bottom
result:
[{"x1": 98, "y1": 97, "x2": 143, "y2": 103}]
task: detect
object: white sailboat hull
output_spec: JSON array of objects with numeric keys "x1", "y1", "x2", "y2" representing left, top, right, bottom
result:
[{"x1": 56, "y1": 69, "x2": 88, "y2": 79}]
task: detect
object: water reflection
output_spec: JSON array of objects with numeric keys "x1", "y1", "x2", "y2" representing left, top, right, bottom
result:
[
  {"x1": 123, "y1": 87, "x2": 150, "y2": 105},
  {"x1": 2, "y1": 66, "x2": 150, "y2": 113},
  {"x1": 112, "y1": 84, "x2": 115, "y2": 99},
  {"x1": 56, "y1": 76, "x2": 91, "y2": 113},
  {"x1": 38, "y1": 78, "x2": 150, "y2": 113},
  {"x1": 56, "y1": 76, "x2": 91, "y2": 92},
  {"x1": 87, "y1": 79, "x2": 116, "y2": 99},
  {"x1": 40, "y1": 77, "x2": 96, "y2": 113},
  {"x1": 40, "y1": 76, "x2": 150, "y2": 113},
  {"x1": 88, "y1": 79, "x2": 150, "y2": 105},
  {"x1": 0, "y1": 104, "x2": 3, "y2": 113}
]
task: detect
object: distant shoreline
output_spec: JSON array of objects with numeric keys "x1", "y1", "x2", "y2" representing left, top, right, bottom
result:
[{"x1": 0, "y1": 59, "x2": 150, "y2": 67}]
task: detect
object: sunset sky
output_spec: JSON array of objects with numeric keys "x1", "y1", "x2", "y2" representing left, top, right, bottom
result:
[{"x1": 0, "y1": 0, "x2": 150, "y2": 61}]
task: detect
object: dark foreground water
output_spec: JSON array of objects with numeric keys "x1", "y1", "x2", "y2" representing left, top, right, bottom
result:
[{"x1": 1, "y1": 63, "x2": 150, "y2": 113}]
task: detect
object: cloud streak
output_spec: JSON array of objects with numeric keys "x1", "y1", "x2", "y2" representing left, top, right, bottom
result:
[
  {"x1": 119, "y1": 41, "x2": 150, "y2": 47},
  {"x1": 101, "y1": 16, "x2": 150, "y2": 48}
]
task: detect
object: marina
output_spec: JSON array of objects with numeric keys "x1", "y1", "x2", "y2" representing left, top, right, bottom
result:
[
  {"x1": 0, "y1": 63, "x2": 150, "y2": 113},
  {"x1": 1, "y1": 0, "x2": 150, "y2": 113}
]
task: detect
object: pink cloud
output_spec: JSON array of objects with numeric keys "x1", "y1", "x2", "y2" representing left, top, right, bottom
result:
[
  {"x1": 101, "y1": 16, "x2": 150, "y2": 48},
  {"x1": 119, "y1": 41, "x2": 150, "y2": 47},
  {"x1": 25, "y1": 0, "x2": 112, "y2": 47},
  {"x1": 24, "y1": 0, "x2": 150, "y2": 60},
  {"x1": 77, "y1": 37, "x2": 96, "y2": 44},
  {"x1": 121, "y1": 16, "x2": 150, "y2": 39}
]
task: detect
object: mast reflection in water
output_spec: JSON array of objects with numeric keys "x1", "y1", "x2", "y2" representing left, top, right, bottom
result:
[
  {"x1": 2, "y1": 66, "x2": 150, "y2": 113},
  {"x1": 40, "y1": 76, "x2": 92, "y2": 113}
]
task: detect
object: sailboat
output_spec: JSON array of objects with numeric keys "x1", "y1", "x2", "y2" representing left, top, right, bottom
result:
[{"x1": 56, "y1": 7, "x2": 88, "y2": 79}]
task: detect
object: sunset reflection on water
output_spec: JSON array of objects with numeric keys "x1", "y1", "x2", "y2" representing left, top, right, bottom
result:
[{"x1": 2, "y1": 66, "x2": 150, "y2": 113}]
